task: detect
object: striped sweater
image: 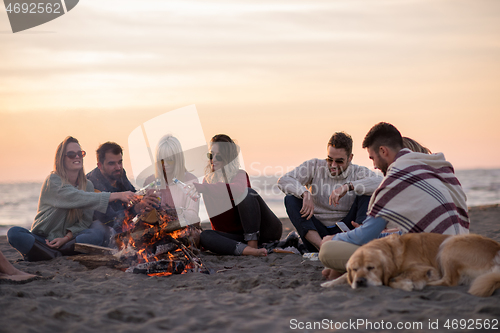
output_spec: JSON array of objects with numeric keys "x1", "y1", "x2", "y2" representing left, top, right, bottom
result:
[{"x1": 367, "y1": 149, "x2": 469, "y2": 235}]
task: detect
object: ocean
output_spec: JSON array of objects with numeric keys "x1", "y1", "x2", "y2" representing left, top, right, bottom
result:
[{"x1": 1, "y1": 168, "x2": 499, "y2": 236}]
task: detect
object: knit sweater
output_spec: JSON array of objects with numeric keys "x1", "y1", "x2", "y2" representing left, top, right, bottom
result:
[
  {"x1": 277, "y1": 159, "x2": 382, "y2": 227},
  {"x1": 31, "y1": 173, "x2": 110, "y2": 240}
]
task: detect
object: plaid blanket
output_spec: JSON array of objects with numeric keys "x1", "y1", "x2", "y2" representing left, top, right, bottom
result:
[{"x1": 367, "y1": 149, "x2": 469, "y2": 235}]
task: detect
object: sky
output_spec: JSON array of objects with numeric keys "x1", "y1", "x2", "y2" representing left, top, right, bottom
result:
[{"x1": 1, "y1": 0, "x2": 499, "y2": 184}]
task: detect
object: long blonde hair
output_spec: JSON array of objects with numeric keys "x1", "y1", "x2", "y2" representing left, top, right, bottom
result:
[
  {"x1": 53, "y1": 136, "x2": 87, "y2": 224},
  {"x1": 155, "y1": 134, "x2": 188, "y2": 186},
  {"x1": 204, "y1": 134, "x2": 241, "y2": 184},
  {"x1": 402, "y1": 137, "x2": 431, "y2": 154}
]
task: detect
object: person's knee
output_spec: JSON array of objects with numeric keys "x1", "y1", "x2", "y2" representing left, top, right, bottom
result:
[
  {"x1": 90, "y1": 221, "x2": 107, "y2": 233},
  {"x1": 318, "y1": 241, "x2": 336, "y2": 266},
  {"x1": 236, "y1": 188, "x2": 257, "y2": 208},
  {"x1": 199, "y1": 230, "x2": 214, "y2": 246},
  {"x1": 319, "y1": 240, "x2": 358, "y2": 273},
  {"x1": 7, "y1": 227, "x2": 28, "y2": 246},
  {"x1": 284, "y1": 194, "x2": 298, "y2": 205},
  {"x1": 284, "y1": 195, "x2": 301, "y2": 212},
  {"x1": 77, "y1": 229, "x2": 105, "y2": 246},
  {"x1": 355, "y1": 195, "x2": 371, "y2": 212},
  {"x1": 7, "y1": 227, "x2": 34, "y2": 253},
  {"x1": 247, "y1": 188, "x2": 258, "y2": 197}
]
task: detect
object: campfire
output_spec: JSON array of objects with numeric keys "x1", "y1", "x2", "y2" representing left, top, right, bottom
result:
[{"x1": 73, "y1": 208, "x2": 209, "y2": 277}]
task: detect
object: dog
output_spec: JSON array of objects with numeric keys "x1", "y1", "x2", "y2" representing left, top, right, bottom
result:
[{"x1": 321, "y1": 233, "x2": 500, "y2": 297}]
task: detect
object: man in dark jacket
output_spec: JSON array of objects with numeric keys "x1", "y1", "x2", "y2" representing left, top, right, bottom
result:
[{"x1": 87, "y1": 142, "x2": 156, "y2": 232}]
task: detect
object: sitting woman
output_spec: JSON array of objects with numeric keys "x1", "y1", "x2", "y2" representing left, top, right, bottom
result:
[
  {"x1": 191, "y1": 134, "x2": 282, "y2": 257},
  {"x1": 153, "y1": 134, "x2": 200, "y2": 227},
  {"x1": 7, "y1": 136, "x2": 135, "y2": 261}
]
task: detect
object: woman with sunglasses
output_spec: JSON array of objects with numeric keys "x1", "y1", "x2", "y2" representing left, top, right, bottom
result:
[
  {"x1": 153, "y1": 134, "x2": 200, "y2": 226},
  {"x1": 191, "y1": 134, "x2": 282, "y2": 257},
  {"x1": 7, "y1": 136, "x2": 135, "y2": 261}
]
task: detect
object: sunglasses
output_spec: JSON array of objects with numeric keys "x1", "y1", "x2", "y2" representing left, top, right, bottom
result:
[
  {"x1": 66, "y1": 150, "x2": 86, "y2": 159},
  {"x1": 325, "y1": 157, "x2": 346, "y2": 164},
  {"x1": 207, "y1": 153, "x2": 223, "y2": 162}
]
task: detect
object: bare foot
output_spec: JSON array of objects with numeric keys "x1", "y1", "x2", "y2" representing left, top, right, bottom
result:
[
  {"x1": 0, "y1": 272, "x2": 38, "y2": 282},
  {"x1": 1, "y1": 264, "x2": 36, "y2": 277},
  {"x1": 242, "y1": 246, "x2": 268, "y2": 257},
  {"x1": 322, "y1": 268, "x2": 342, "y2": 280}
]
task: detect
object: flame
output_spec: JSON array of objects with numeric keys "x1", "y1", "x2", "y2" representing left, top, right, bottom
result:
[{"x1": 116, "y1": 209, "x2": 202, "y2": 276}]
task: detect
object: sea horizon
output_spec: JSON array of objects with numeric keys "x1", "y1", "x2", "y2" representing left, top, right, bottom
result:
[{"x1": 1, "y1": 167, "x2": 499, "y2": 236}]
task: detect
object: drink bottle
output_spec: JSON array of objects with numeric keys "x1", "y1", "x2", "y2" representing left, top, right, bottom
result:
[
  {"x1": 136, "y1": 181, "x2": 156, "y2": 196},
  {"x1": 172, "y1": 178, "x2": 200, "y2": 201},
  {"x1": 127, "y1": 180, "x2": 161, "y2": 208}
]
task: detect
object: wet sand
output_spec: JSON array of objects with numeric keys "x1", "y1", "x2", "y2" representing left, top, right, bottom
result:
[{"x1": 1, "y1": 205, "x2": 499, "y2": 333}]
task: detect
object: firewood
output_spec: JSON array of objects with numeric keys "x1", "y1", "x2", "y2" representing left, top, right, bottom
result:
[
  {"x1": 163, "y1": 219, "x2": 183, "y2": 233},
  {"x1": 71, "y1": 254, "x2": 128, "y2": 270},
  {"x1": 142, "y1": 209, "x2": 159, "y2": 224},
  {"x1": 74, "y1": 243, "x2": 115, "y2": 255}
]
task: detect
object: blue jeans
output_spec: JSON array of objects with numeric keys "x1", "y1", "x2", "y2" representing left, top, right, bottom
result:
[
  {"x1": 284, "y1": 194, "x2": 371, "y2": 252},
  {"x1": 7, "y1": 221, "x2": 108, "y2": 255}
]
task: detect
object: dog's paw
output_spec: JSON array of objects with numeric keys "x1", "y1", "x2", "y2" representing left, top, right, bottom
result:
[
  {"x1": 321, "y1": 273, "x2": 348, "y2": 288},
  {"x1": 389, "y1": 279, "x2": 414, "y2": 291},
  {"x1": 321, "y1": 280, "x2": 336, "y2": 288}
]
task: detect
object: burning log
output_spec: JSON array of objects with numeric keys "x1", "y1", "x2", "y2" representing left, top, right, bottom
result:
[{"x1": 72, "y1": 207, "x2": 208, "y2": 276}]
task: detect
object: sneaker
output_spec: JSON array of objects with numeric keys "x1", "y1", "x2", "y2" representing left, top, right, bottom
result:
[{"x1": 302, "y1": 252, "x2": 319, "y2": 261}]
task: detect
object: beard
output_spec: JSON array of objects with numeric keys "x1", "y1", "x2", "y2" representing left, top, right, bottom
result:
[
  {"x1": 106, "y1": 170, "x2": 122, "y2": 181},
  {"x1": 379, "y1": 161, "x2": 389, "y2": 176},
  {"x1": 330, "y1": 162, "x2": 350, "y2": 177}
]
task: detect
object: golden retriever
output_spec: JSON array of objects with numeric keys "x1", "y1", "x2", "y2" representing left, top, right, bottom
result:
[{"x1": 321, "y1": 233, "x2": 500, "y2": 297}]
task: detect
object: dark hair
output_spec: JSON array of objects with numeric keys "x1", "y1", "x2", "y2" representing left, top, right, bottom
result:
[
  {"x1": 205, "y1": 134, "x2": 241, "y2": 183},
  {"x1": 210, "y1": 134, "x2": 239, "y2": 163},
  {"x1": 96, "y1": 142, "x2": 123, "y2": 164},
  {"x1": 362, "y1": 122, "x2": 403, "y2": 152},
  {"x1": 328, "y1": 132, "x2": 353, "y2": 156}
]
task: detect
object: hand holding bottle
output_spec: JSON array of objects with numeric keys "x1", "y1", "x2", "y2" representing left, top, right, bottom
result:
[{"x1": 173, "y1": 178, "x2": 200, "y2": 201}]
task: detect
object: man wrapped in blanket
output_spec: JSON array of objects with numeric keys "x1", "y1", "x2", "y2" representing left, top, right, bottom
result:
[{"x1": 319, "y1": 122, "x2": 469, "y2": 280}]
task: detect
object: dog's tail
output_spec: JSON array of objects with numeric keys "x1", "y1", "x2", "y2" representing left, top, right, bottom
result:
[{"x1": 468, "y1": 271, "x2": 500, "y2": 297}]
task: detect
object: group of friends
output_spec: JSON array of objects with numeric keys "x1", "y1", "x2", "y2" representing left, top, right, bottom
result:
[{"x1": 0, "y1": 121, "x2": 469, "y2": 283}]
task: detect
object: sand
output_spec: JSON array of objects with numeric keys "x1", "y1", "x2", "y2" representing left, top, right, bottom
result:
[{"x1": 1, "y1": 206, "x2": 499, "y2": 333}]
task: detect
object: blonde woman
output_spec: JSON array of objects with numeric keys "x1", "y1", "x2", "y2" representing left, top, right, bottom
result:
[
  {"x1": 192, "y1": 134, "x2": 282, "y2": 257},
  {"x1": 7, "y1": 136, "x2": 135, "y2": 261},
  {"x1": 402, "y1": 137, "x2": 431, "y2": 154},
  {"x1": 154, "y1": 134, "x2": 200, "y2": 226}
]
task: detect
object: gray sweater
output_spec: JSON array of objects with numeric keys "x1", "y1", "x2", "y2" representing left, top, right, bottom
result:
[
  {"x1": 277, "y1": 159, "x2": 382, "y2": 227},
  {"x1": 31, "y1": 173, "x2": 110, "y2": 240}
]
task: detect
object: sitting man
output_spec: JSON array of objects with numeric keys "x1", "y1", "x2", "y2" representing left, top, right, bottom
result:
[
  {"x1": 87, "y1": 142, "x2": 156, "y2": 233},
  {"x1": 277, "y1": 132, "x2": 382, "y2": 252},
  {"x1": 319, "y1": 122, "x2": 470, "y2": 279}
]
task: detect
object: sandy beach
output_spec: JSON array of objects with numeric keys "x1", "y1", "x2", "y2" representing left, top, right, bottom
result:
[{"x1": 1, "y1": 206, "x2": 499, "y2": 333}]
